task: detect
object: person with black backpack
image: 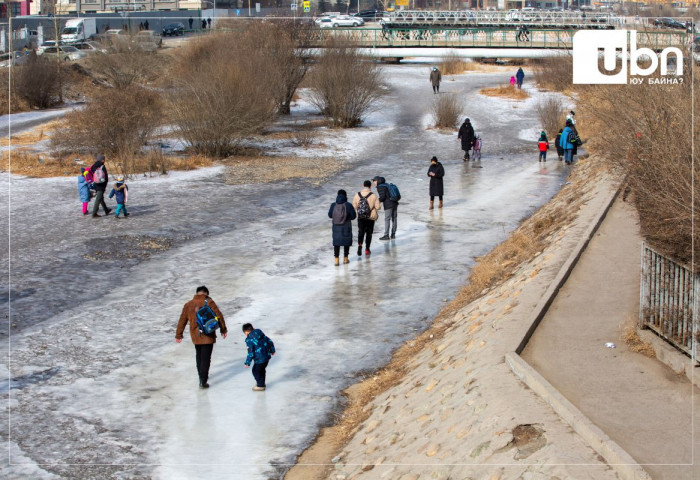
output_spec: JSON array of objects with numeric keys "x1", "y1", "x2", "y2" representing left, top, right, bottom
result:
[
  {"x1": 328, "y1": 189, "x2": 357, "y2": 266},
  {"x1": 352, "y1": 180, "x2": 381, "y2": 257},
  {"x1": 372, "y1": 176, "x2": 401, "y2": 240},
  {"x1": 175, "y1": 285, "x2": 228, "y2": 389}
]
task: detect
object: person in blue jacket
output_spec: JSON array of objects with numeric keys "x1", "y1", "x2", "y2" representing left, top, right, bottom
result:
[
  {"x1": 328, "y1": 189, "x2": 357, "y2": 266},
  {"x1": 78, "y1": 167, "x2": 91, "y2": 215},
  {"x1": 560, "y1": 119, "x2": 575, "y2": 165},
  {"x1": 108, "y1": 175, "x2": 129, "y2": 218},
  {"x1": 243, "y1": 323, "x2": 275, "y2": 391}
]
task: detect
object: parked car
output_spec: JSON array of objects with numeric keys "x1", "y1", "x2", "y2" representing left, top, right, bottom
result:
[
  {"x1": 0, "y1": 51, "x2": 28, "y2": 67},
  {"x1": 317, "y1": 15, "x2": 364, "y2": 28},
  {"x1": 162, "y1": 23, "x2": 185, "y2": 36},
  {"x1": 653, "y1": 17, "x2": 686, "y2": 30},
  {"x1": 37, "y1": 40, "x2": 63, "y2": 54},
  {"x1": 73, "y1": 41, "x2": 108, "y2": 54},
  {"x1": 105, "y1": 29, "x2": 127, "y2": 36},
  {"x1": 37, "y1": 45, "x2": 86, "y2": 62},
  {"x1": 354, "y1": 9, "x2": 383, "y2": 21},
  {"x1": 134, "y1": 30, "x2": 163, "y2": 51}
]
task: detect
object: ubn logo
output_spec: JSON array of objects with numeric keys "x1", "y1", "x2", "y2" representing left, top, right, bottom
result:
[{"x1": 572, "y1": 30, "x2": 683, "y2": 84}]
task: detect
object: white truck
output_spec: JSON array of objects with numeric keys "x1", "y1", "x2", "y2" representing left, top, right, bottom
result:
[{"x1": 61, "y1": 18, "x2": 97, "y2": 43}]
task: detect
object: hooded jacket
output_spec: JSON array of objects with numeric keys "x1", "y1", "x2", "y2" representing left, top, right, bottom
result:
[
  {"x1": 430, "y1": 68, "x2": 441, "y2": 86},
  {"x1": 109, "y1": 181, "x2": 128, "y2": 204},
  {"x1": 516, "y1": 67, "x2": 525, "y2": 82},
  {"x1": 352, "y1": 187, "x2": 381, "y2": 221},
  {"x1": 458, "y1": 121, "x2": 475, "y2": 150},
  {"x1": 428, "y1": 161, "x2": 445, "y2": 197},
  {"x1": 328, "y1": 192, "x2": 357, "y2": 247},
  {"x1": 176, "y1": 294, "x2": 228, "y2": 345},
  {"x1": 560, "y1": 126, "x2": 574, "y2": 150},
  {"x1": 374, "y1": 176, "x2": 398, "y2": 210},
  {"x1": 78, "y1": 174, "x2": 90, "y2": 203},
  {"x1": 244, "y1": 328, "x2": 276, "y2": 366}
]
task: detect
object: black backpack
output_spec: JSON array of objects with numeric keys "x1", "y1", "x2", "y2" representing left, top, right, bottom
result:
[
  {"x1": 356, "y1": 192, "x2": 372, "y2": 220},
  {"x1": 332, "y1": 203, "x2": 347, "y2": 225}
]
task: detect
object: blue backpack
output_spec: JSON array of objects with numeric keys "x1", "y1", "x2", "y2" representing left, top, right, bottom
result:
[
  {"x1": 386, "y1": 183, "x2": 401, "y2": 202},
  {"x1": 196, "y1": 298, "x2": 220, "y2": 336}
]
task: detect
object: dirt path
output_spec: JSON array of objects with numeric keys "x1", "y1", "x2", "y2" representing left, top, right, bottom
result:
[{"x1": 522, "y1": 198, "x2": 700, "y2": 480}]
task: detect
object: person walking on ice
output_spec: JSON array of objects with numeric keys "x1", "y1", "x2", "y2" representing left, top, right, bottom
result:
[
  {"x1": 108, "y1": 175, "x2": 129, "y2": 218},
  {"x1": 352, "y1": 180, "x2": 381, "y2": 257},
  {"x1": 373, "y1": 176, "x2": 401, "y2": 240},
  {"x1": 175, "y1": 286, "x2": 228, "y2": 389},
  {"x1": 427, "y1": 156, "x2": 445, "y2": 210},
  {"x1": 78, "y1": 167, "x2": 91, "y2": 215},
  {"x1": 430, "y1": 66, "x2": 442, "y2": 94},
  {"x1": 458, "y1": 118, "x2": 475, "y2": 161},
  {"x1": 243, "y1": 323, "x2": 275, "y2": 392},
  {"x1": 515, "y1": 67, "x2": 525, "y2": 89},
  {"x1": 328, "y1": 189, "x2": 357, "y2": 265},
  {"x1": 538, "y1": 131, "x2": 549, "y2": 162}
]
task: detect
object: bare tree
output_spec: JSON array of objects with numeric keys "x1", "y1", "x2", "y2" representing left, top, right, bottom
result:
[
  {"x1": 14, "y1": 53, "x2": 62, "y2": 109},
  {"x1": 168, "y1": 32, "x2": 277, "y2": 157},
  {"x1": 536, "y1": 96, "x2": 565, "y2": 139},
  {"x1": 86, "y1": 38, "x2": 165, "y2": 90},
  {"x1": 432, "y1": 93, "x2": 461, "y2": 129},
  {"x1": 51, "y1": 85, "x2": 163, "y2": 170},
  {"x1": 309, "y1": 45, "x2": 384, "y2": 128}
]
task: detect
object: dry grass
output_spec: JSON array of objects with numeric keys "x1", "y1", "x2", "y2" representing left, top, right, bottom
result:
[
  {"x1": 431, "y1": 93, "x2": 461, "y2": 129},
  {"x1": 222, "y1": 155, "x2": 341, "y2": 186},
  {"x1": 1, "y1": 149, "x2": 213, "y2": 178},
  {"x1": 532, "y1": 56, "x2": 573, "y2": 93},
  {"x1": 623, "y1": 321, "x2": 656, "y2": 358},
  {"x1": 440, "y1": 52, "x2": 469, "y2": 75},
  {"x1": 480, "y1": 85, "x2": 530, "y2": 100},
  {"x1": 7, "y1": 120, "x2": 61, "y2": 146}
]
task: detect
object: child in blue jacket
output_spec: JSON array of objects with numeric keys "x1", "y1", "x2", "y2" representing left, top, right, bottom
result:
[
  {"x1": 243, "y1": 323, "x2": 275, "y2": 391},
  {"x1": 108, "y1": 175, "x2": 129, "y2": 218},
  {"x1": 78, "y1": 167, "x2": 91, "y2": 215}
]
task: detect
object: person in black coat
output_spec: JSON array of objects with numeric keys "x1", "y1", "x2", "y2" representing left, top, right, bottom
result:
[
  {"x1": 458, "y1": 118, "x2": 475, "y2": 161},
  {"x1": 89, "y1": 154, "x2": 111, "y2": 218},
  {"x1": 555, "y1": 128, "x2": 564, "y2": 161},
  {"x1": 328, "y1": 189, "x2": 357, "y2": 266},
  {"x1": 427, "y1": 156, "x2": 445, "y2": 210}
]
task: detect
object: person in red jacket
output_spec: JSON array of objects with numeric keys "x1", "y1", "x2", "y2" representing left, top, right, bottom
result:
[{"x1": 538, "y1": 131, "x2": 549, "y2": 162}]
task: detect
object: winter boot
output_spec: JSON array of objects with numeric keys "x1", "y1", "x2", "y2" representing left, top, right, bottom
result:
[
  {"x1": 334, "y1": 257, "x2": 339, "y2": 266},
  {"x1": 252, "y1": 386, "x2": 266, "y2": 391},
  {"x1": 365, "y1": 248, "x2": 371, "y2": 256},
  {"x1": 343, "y1": 256, "x2": 349, "y2": 264},
  {"x1": 379, "y1": 235, "x2": 390, "y2": 241},
  {"x1": 439, "y1": 200, "x2": 443, "y2": 208},
  {"x1": 357, "y1": 244, "x2": 362, "y2": 256},
  {"x1": 429, "y1": 200, "x2": 434, "y2": 210}
]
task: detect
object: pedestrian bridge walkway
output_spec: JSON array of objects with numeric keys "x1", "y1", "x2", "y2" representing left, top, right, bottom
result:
[{"x1": 312, "y1": 27, "x2": 688, "y2": 50}]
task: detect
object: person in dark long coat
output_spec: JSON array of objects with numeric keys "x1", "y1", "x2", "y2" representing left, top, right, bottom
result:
[
  {"x1": 555, "y1": 128, "x2": 564, "y2": 161},
  {"x1": 427, "y1": 156, "x2": 445, "y2": 210},
  {"x1": 458, "y1": 118, "x2": 475, "y2": 161},
  {"x1": 328, "y1": 189, "x2": 357, "y2": 266}
]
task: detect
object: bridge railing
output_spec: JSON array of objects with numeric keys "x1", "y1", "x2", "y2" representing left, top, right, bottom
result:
[{"x1": 314, "y1": 27, "x2": 687, "y2": 50}]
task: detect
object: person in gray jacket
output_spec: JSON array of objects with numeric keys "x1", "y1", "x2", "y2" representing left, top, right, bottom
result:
[{"x1": 372, "y1": 176, "x2": 398, "y2": 240}]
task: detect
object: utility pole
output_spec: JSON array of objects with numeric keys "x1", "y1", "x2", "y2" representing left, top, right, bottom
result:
[{"x1": 52, "y1": 0, "x2": 63, "y2": 102}]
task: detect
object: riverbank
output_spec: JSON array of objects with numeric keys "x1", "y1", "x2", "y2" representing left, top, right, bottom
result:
[{"x1": 286, "y1": 156, "x2": 626, "y2": 480}]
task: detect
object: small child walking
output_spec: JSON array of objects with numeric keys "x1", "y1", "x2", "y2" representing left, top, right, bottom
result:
[
  {"x1": 78, "y1": 167, "x2": 91, "y2": 215},
  {"x1": 538, "y1": 131, "x2": 549, "y2": 162},
  {"x1": 108, "y1": 175, "x2": 129, "y2": 218},
  {"x1": 243, "y1": 323, "x2": 275, "y2": 391},
  {"x1": 509, "y1": 76, "x2": 516, "y2": 88},
  {"x1": 472, "y1": 134, "x2": 482, "y2": 161}
]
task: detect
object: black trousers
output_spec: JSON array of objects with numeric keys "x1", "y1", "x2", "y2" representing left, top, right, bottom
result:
[
  {"x1": 357, "y1": 218, "x2": 375, "y2": 248},
  {"x1": 252, "y1": 361, "x2": 269, "y2": 387},
  {"x1": 334, "y1": 245, "x2": 350, "y2": 258},
  {"x1": 430, "y1": 195, "x2": 443, "y2": 201},
  {"x1": 194, "y1": 344, "x2": 214, "y2": 384}
]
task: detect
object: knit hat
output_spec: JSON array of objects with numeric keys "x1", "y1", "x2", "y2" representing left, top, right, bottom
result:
[{"x1": 96, "y1": 154, "x2": 106, "y2": 162}]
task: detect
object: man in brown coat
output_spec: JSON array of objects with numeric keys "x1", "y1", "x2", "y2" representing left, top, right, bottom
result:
[
  {"x1": 175, "y1": 286, "x2": 228, "y2": 389},
  {"x1": 430, "y1": 66, "x2": 441, "y2": 94}
]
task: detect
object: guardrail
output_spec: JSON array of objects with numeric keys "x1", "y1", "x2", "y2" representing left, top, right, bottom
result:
[
  {"x1": 640, "y1": 244, "x2": 699, "y2": 360},
  {"x1": 381, "y1": 10, "x2": 620, "y2": 28},
  {"x1": 310, "y1": 27, "x2": 688, "y2": 49}
]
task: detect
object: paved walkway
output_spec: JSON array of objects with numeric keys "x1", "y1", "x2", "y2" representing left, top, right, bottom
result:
[{"x1": 522, "y1": 198, "x2": 700, "y2": 480}]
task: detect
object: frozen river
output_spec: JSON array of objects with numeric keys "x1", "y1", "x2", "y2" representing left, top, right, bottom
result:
[{"x1": 2, "y1": 63, "x2": 571, "y2": 479}]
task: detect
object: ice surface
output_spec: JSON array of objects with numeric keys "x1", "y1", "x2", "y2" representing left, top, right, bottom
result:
[{"x1": 2, "y1": 65, "x2": 570, "y2": 479}]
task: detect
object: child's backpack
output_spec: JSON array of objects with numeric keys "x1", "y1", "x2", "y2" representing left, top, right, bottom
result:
[
  {"x1": 567, "y1": 131, "x2": 582, "y2": 146},
  {"x1": 92, "y1": 165, "x2": 106, "y2": 183},
  {"x1": 356, "y1": 192, "x2": 372, "y2": 220},
  {"x1": 196, "y1": 298, "x2": 220, "y2": 336},
  {"x1": 386, "y1": 183, "x2": 401, "y2": 202},
  {"x1": 538, "y1": 140, "x2": 548, "y2": 152},
  {"x1": 84, "y1": 169, "x2": 94, "y2": 184},
  {"x1": 332, "y1": 203, "x2": 347, "y2": 225}
]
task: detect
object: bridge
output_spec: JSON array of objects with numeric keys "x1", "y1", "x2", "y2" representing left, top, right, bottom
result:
[{"x1": 311, "y1": 27, "x2": 689, "y2": 52}]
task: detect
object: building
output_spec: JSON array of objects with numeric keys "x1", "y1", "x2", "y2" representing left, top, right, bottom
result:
[{"x1": 1, "y1": 0, "x2": 33, "y2": 18}]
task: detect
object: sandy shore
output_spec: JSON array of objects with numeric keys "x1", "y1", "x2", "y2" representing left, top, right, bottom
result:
[{"x1": 286, "y1": 157, "x2": 626, "y2": 480}]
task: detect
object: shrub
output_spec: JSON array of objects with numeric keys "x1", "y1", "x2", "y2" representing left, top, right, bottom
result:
[
  {"x1": 14, "y1": 53, "x2": 61, "y2": 109},
  {"x1": 532, "y1": 56, "x2": 573, "y2": 92},
  {"x1": 51, "y1": 85, "x2": 163, "y2": 174},
  {"x1": 440, "y1": 51, "x2": 468, "y2": 75},
  {"x1": 432, "y1": 93, "x2": 461, "y2": 129},
  {"x1": 308, "y1": 46, "x2": 384, "y2": 128},
  {"x1": 168, "y1": 32, "x2": 277, "y2": 157},
  {"x1": 577, "y1": 72, "x2": 698, "y2": 267},
  {"x1": 536, "y1": 96, "x2": 566, "y2": 140},
  {"x1": 86, "y1": 38, "x2": 164, "y2": 90}
]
